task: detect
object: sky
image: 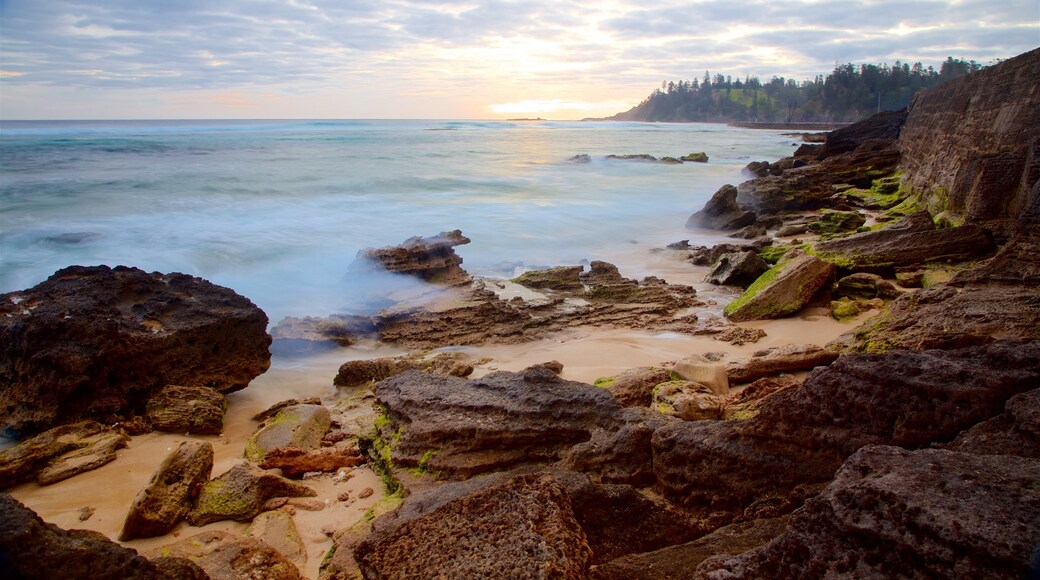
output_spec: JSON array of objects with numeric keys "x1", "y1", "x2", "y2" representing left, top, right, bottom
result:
[{"x1": 1, "y1": 0, "x2": 1037, "y2": 120}]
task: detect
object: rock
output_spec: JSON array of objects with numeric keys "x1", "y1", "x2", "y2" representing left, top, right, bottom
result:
[
  {"x1": 352, "y1": 229, "x2": 471, "y2": 285},
  {"x1": 940, "y1": 388, "x2": 1040, "y2": 459},
  {"x1": 813, "y1": 210, "x2": 994, "y2": 269},
  {"x1": 653, "y1": 341, "x2": 1040, "y2": 514},
  {"x1": 0, "y1": 493, "x2": 179, "y2": 579},
  {"x1": 898, "y1": 48, "x2": 1040, "y2": 240},
  {"x1": 119, "y1": 440, "x2": 214, "y2": 541},
  {"x1": 681, "y1": 152, "x2": 709, "y2": 163},
  {"x1": 806, "y1": 209, "x2": 866, "y2": 236},
  {"x1": 259, "y1": 446, "x2": 364, "y2": 477},
  {"x1": 568, "y1": 154, "x2": 591, "y2": 163},
  {"x1": 36, "y1": 430, "x2": 130, "y2": 486},
  {"x1": 816, "y1": 109, "x2": 908, "y2": 160},
  {"x1": 727, "y1": 223, "x2": 768, "y2": 239},
  {"x1": 333, "y1": 351, "x2": 474, "y2": 387},
  {"x1": 559, "y1": 407, "x2": 673, "y2": 486},
  {"x1": 713, "y1": 326, "x2": 767, "y2": 345},
  {"x1": 541, "y1": 360, "x2": 565, "y2": 374},
  {"x1": 775, "y1": 223, "x2": 808, "y2": 237},
  {"x1": 511, "y1": 265, "x2": 585, "y2": 292},
  {"x1": 687, "y1": 241, "x2": 765, "y2": 266},
  {"x1": 671, "y1": 355, "x2": 729, "y2": 395},
  {"x1": 145, "y1": 530, "x2": 301, "y2": 580},
  {"x1": 833, "y1": 272, "x2": 900, "y2": 299},
  {"x1": 246, "y1": 510, "x2": 306, "y2": 567},
  {"x1": 372, "y1": 366, "x2": 626, "y2": 479},
  {"x1": 653, "y1": 381, "x2": 725, "y2": 420},
  {"x1": 145, "y1": 385, "x2": 228, "y2": 435},
  {"x1": 706, "y1": 251, "x2": 770, "y2": 287},
  {"x1": 830, "y1": 296, "x2": 863, "y2": 319},
  {"x1": 245, "y1": 404, "x2": 331, "y2": 463},
  {"x1": 660, "y1": 156, "x2": 683, "y2": 164},
  {"x1": 894, "y1": 268, "x2": 925, "y2": 287},
  {"x1": 187, "y1": 461, "x2": 316, "y2": 526},
  {"x1": 726, "y1": 344, "x2": 839, "y2": 384},
  {"x1": 698, "y1": 446, "x2": 1040, "y2": 579},
  {"x1": 354, "y1": 472, "x2": 593, "y2": 578},
  {"x1": 0, "y1": 265, "x2": 271, "y2": 437},
  {"x1": 269, "y1": 314, "x2": 376, "y2": 355},
  {"x1": 252, "y1": 397, "x2": 323, "y2": 423},
  {"x1": 723, "y1": 249, "x2": 835, "y2": 322},
  {"x1": 686, "y1": 184, "x2": 757, "y2": 231},
  {"x1": 0, "y1": 420, "x2": 115, "y2": 489},
  {"x1": 150, "y1": 557, "x2": 209, "y2": 580},
  {"x1": 606, "y1": 153, "x2": 657, "y2": 162},
  {"x1": 599, "y1": 366, "x2": 673, "y2": 407},
  {"x1": 722, "y1": 375, "x2": 802, "y2": 420},
  {"x1": 591, "y1": 516, "x2": 791, "y2": 580}
]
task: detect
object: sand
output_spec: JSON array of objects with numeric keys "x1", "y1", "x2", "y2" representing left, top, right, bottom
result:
[{"x1": 6, "y1": 259, "x2": 872, "y2": 580}]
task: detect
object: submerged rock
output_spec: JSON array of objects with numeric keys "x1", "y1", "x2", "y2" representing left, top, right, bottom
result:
[
  {"x1": 723, "y1": 249, "x2": 835, "y2": 322},
  {"x1": 352, "y1": 229, "x2": 472, "y2": 285},
  {"x1": 120, "y1": 441, "x2": 214, "y2": 541},
  {"x1": 0, "y1": 265, "x2": 271, "y2": 437}
]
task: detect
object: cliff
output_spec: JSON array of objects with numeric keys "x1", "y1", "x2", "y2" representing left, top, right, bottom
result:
[{"x1": 898, "y1": 47, "x2": 1040, "y2": 240}]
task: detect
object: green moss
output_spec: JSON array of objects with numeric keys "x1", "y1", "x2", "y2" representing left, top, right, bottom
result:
[
  {"x1": 757, "y1": 245, "x2": 789, "y2": 265},
  {"x1": 668, "y1": 371, "x2": 683, "y2": 382},
  {"x1": 593, "y1": 376, "x2": 617, "y2": 388},
  {"x1": 655, "y1": 401, "x2": 674, "y2": 415},
  {"x1": 723, "y1": 259, "x2": 785, "y2": 316},
  {"x1": 807, "y1": 210, "x2": 866, "y2": 237},
  {"x1": 194, "y1": 479, "x2": 253, "y2": 518},
  {"x1": 830, "y1": 298, "x2": 862, "y2": 321},
  {"x1": 363, "y1": 488, "x2": 404, "y2": 523}
]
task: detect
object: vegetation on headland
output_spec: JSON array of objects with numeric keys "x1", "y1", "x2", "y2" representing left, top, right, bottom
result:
[{"x1": 597, "y1": 57, "x2": 987, "y2": 124}]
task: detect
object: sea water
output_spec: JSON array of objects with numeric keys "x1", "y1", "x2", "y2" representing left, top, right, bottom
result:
[{"x1": 0, "y1": 119, "x2": 798, "y2": 324}]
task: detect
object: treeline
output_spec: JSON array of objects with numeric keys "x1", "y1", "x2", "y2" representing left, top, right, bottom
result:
[{"x1": 603, "y1": 57, "x2": 986, "y2": 123}]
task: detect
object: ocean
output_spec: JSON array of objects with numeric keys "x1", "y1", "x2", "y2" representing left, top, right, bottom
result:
[{"x1": 0, "y1": 119, "x2": 798, "y2": 324}]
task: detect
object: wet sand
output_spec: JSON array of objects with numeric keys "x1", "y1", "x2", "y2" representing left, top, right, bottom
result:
[{"x1": 7, "y1": 258, "x2": 872, "y2": 579}]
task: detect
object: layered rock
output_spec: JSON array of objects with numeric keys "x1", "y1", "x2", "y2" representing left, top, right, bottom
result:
[
  {"x1": 372, "y1": 366, "x2": 627, "y2": 479},
  {"x1": 686, "y1": 184, "x2": 756, "y2": 230},
  {"x1": 333, "y1": 351, "x2": 475, "y2": 387},
  {"x1": 726, "y1": 344, "x2": 839, "y2": 384},
  {"x1": 723, "y1": 249, "x2": 834, "y2": 322},
  {"x1": 352, "y1": 229, "x2": 472, "y2": 285},
  {"x1": 698, "y1": 446, "x2": 1040, "y2": 578},
  {"x1": 145, "y1": 530, "x2": 301, "y2": 580},
  {"x1": 940, "y1": 388, "x2": 1040, "y2": 459},
  {"x1": 0, "y1": 265, "x2": 271, "y2": 436},
  {"x1": 120, "y1": 441, "x2": 214, "y2": 541},
  {"x1": 511, "y1": 265, "x2": 585, "y2": 292},
  {"x1": 0, "y1": 420, "x2": 126, "y2": 489}
]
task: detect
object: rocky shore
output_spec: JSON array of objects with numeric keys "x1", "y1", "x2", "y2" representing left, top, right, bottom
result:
[{"x1": 2, "y1": 48, "x2": 1039, "y2": 579}]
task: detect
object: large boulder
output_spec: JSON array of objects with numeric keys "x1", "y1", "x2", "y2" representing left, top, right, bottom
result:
[
  {"x1": 698, "y1": 446, "x2": 1040, "y2": 578},
  {"x1": 723, "y1": 249, "x2": 835, "y2": 322},
  {"x1": 145, "y1": 531, "x2": 300, "y2": 580},
  {"x1": 354, "y1": 472, "x2": 593, "y2": 578},
  {"x1": 187, "y1": 461, "x2": 316, "y2": 526},
  {"x1": 686, "y1": 184, "x2": 757, "y2": 231},
  {"x1": 119, "y1": 441, "x2": 214, "y2": 541},
  {"x1": 352, "y1": 229, "x2": 471, "y2": 285},
  {"x1": 0, "y1": 493, "x2": 186, "y2": 580},
  {"x1": 0, "y1": 265, "x2": 271, "y2": 437},
  {"x1": 372, "y1": 366, "x2": 627, "y2": 479},
  {"x1": 145, "y1": 385, "x2": 228, "y2": 435}
]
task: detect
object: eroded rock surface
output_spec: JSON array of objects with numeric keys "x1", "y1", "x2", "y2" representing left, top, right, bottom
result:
[
  {"x1": 145, "y1": 385, "x2": 228, "y2": 435},
  {"x1": 686, "y1": 184, "x2": 757, "y2": 231},
  {"x1": 146, "y1": 530, "x2": 301, "y2": 580},
  {"x1": 0, "y1": 265, "x2": 271, "y2": 436},
  {"x1": 723, "y1": 249, "x2": 834, "y2": 322},
  {"x1": 352, "y1": 229, "x2": 472, "y2": 285},
  {"x1": 726, "y1": 344, "x2": 838, "y2": 384},
  {"x1": 0, "y1": 420, "x2": 125, "y2": 489},
  {"x1": 120, "y1": 440, "x2": 214, "y2": 541},
  {"x1": 187, "y1": 461, "x2": 316, "y2": 526},
  {"x1": 245, "y1": 404, "x2": 331, "y2": 463}
]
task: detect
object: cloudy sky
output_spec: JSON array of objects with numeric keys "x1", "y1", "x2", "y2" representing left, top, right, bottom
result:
[{"x1": 1, "y1": 0, "x2": 1037, "y2": 119}]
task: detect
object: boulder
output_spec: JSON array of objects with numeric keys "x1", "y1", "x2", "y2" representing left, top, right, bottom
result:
[
  {"x1": 706, "y1": 251, "x2": 770, "y2": 287},
  {"x1": 681, "y1": 152, "x2": 709, "y2": 162},
  {"x1": 723, "y1": 249, "x2": 835, "y2": 322},
  {"x1": 246, "y1": 510, "x2": 306, "y2": 567},
  {"x1": 558, "y1": 408, "x2": 673, "y2": 486},
  {"x1": 606, "y1": 153, "x2": 657, "y2": 162},
  {"x1": 833, "y1": 272, "x2": 900, "y2": 299},
  {"x1": 333, "y1": 351, "x2": 474, "y2": 387},
  {"x1": 0, "y1": 493, "x2": 181, "y2": 580},
  {"x1": 698, "y1": 446, "x2": 1040, "y2": 579},
  {"x1": 0, "y1": 420, "x2": 120, "y2": 489},
  {"x1": 686, "y1": 241, "x2": 770, "y2": 266},
  {"x1": 940, "y1": 388, "x2": 1040, "y2": 459},
  {"x1": 187, "y1": 461, "x2": 316, "y2": 526},
  {"x1": 726, "y1": 344, "x2": 839, "y2": 384},
  {"x1": 36, "y1": 430, "x2": 129, "y2": 486},
  {"x1": 727, "y1": 224, "x2": 767, "y2": 239},
  {"x1": 354, "y1": 472, "x2": 592, "y2": 578},
  {"x1": 511, "y1": 265, "x2": 585, "y2": 292},
  {"x1": 671, "y1": 355, "x2": 729, "y2": 395},
  {"x1": 372, "y1": 366, "x2": 626, "y2": 479},
  {"x1": 686, "y1": 185, "x2": 757, "y2": 231},
  {"x1": 598, "y1": 366, "x2": 673, "y2": 407},
  {"x1": 145, "y1": 531, "x2": 301, "y2": 580},
  {"x1": 145, "y1": 385, "x2": 228, "y2": 435},
  {"x1": 352, "y1": 229, "x2": 471, "y2": 285},
  {"x1": 775, "y1": 223, "x2": 808, "y2": 237},
  {"x1": 258, "y1": 446, "x2": 364, "y2": 477},
  {"x1": 245, "y1": 404, "x2": 331, "y2": 463},
  {"x1": 653, "y1": 341, "x2": 1040, "y2": 514},
  {"x1": 653, "y1": 381, "x2": 725, "y2": 421},
  {"x1": 813, "y1": 210, "x2": 994, "y2": 269},
  {"x1": 721, "y1": 375, "x2": 802, "y2": 420},
  {"x1": 119, "y1": 440, "x2": 214, "y2": 541},
  {"x1": 0, "y1": 265, "x2": 271, "y2": 437}
]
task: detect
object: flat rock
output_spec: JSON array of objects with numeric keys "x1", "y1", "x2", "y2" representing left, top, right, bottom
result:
[
  {"x1": 333, "y1": 351, "x2": 474, "y2": 387},
  {"x1": 120, "y1": 440, "x2": 214, "y2": 541},
  {"x1": 245, "y1": 404, "x2": 331, "y2": 463},
  {"x1": 0, "y1": 420, "x2": 111, "y2": 489},
  {"x1": 187, "y1": 461, "x2": 316, "y2": 526},
  {"x1": 36, "y1": 430, "x2": 130, "y2": 486},
  {"x1": 0, "y1": 493, "x2": 180, "y2": 579},
  {"x1": 246, "y1": 510, "x2": 306, "y2": 567},
  {"x1": 723, "y1": 249, "x2": 835, "y2": 322},
  {"x1": 373, "y1": 366, "x2": 627, "y2": 479},
  {"x1": 259, "y1": 446, "x2": 364, "y2": 477},
  {"x1": 145, "y1": 385, "x2": 228, "y2": 435},
  {"x1": 698, "y1": 446, "x2": 1040, "y2": 579},
  {"x1": 686, "y1": 184, "x2": 757, "y2": 231},
  {"x1": 355, "y1": 472, "x2": 592, "y2": 578},
  {"x1": 726, "y1": 344, "x2": 839, "y2": 384},
  {"x1": 145, "y1": 530, "x2": 301, "y2": 580},
  {"x1": 0, "y1": 265, "x2": 271, "y2": 437},
  {"x1": 352, "y1": 229, "x2": 471, "y2": 285}
]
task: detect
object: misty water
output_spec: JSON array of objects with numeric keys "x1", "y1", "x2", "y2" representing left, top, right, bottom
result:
[{"x1": 0, "y1": 119, "x2": 799, "y2": 324}]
